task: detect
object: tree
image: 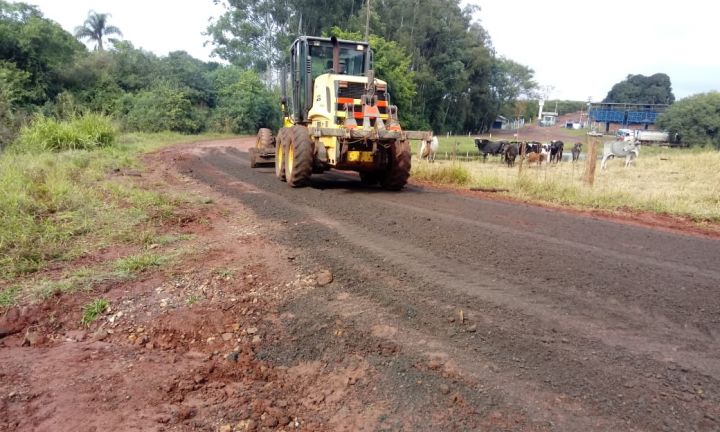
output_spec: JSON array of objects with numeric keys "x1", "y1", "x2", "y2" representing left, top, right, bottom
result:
[
  {"x1": 491, "y1": 56, "x2": 538, "y2": 121},
  {"x1": 208, "y1": 67, "x2": 279, "y2": 133},
  {"x1": 116, "y1": 82, "x2": 207, "y2": 134},
  {"x1": 1, "y1": 1, "x2": 86, "y2": 104},
  {"x1": 206, "y1": 0, "x2": 291, "y2": 74},
  {"x1": 74, "y1": 11, "x2": 123, "y2": 51},
  {"x1": 657, "y1": 92, "x2": 720, "y2": 148},
  {"x1": 603, "y1": 73, "x2": 675, "y2": 105},
  {"x1": 327, "y1": 27, "x2": 417, "y2": 126}
]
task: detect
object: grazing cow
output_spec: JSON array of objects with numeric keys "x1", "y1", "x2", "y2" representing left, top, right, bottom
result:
[
  {"x1": 420, "y1": 136, "x2": 439, "y2": 162},
  {"x1": 601, "y1": 140, "x2": 640, "y2": 169},
  {"x1": 523, "y1": 141, "x2": 541, "y2": 154},
  {"x1": 549, "y1": 140, "x2": 564, "y2": 163},
  {"x1": 474, "y1": 139, "x2": 507, "y2": 161},
  {"x1": 571, "y1": 142, "x2": 582, "y2": 162},
  {"x1": 503, "y1": 143, "x2": 518, "y2": 167},
  {"x1": 526, "y1": 151, "x2": 545, "y2": 166}
]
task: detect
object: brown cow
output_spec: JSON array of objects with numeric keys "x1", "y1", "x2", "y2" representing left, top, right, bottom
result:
[{"x1": 526, "y1": 152, "x2": 545, "y2": 166}]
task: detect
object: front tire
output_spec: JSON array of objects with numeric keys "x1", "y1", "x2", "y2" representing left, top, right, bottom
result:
[
  {"x1": 285, "y1": 125, "x2": 313, "y2": 187},
  {"x1": 275, "y1": 128, "x2": 288, "y2": 181},
  {"x1": 380, "y1": 139, "x2": 411, "y2": 190}
]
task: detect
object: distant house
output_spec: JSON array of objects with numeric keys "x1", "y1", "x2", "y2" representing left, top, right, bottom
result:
[
  {"x1": 492, "y1": 115, "x2": 508, "y2": 130},
  {"x1": 539, "y1": 111, "x2": 558, "y2": 126}
]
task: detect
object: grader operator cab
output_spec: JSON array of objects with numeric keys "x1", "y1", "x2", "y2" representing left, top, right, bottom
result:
[{"x1": 249, "y1": 36, "x2": 433, "y2": 190}]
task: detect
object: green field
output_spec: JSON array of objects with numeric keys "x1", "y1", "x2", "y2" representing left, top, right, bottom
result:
[{"x1": 412, "y1": 145, "x2": 720, "y2": 222}]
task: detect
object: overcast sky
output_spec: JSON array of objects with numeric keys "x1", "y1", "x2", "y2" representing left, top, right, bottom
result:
[{"x1": 19, "y1": 0, "x2": 720, "y2": 102}]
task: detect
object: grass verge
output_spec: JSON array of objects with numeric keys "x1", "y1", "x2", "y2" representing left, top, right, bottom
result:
[
  {"x1": 412, "y1": 147, "x2": 720, "y2": 222},
  {"x1": 0, "y1": 125, "x2": 225, "y2": 283}
]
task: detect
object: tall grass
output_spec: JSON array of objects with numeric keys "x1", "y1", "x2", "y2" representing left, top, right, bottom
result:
[
  {"x1": 412, "y1": 163, "x2": 471, "y2": 185},
  {"x1": 0, "y1": 114, "x2": 222, "y2": 280},
  {"x1": 412, "y1": 147, "x2": 720, "y2": 222},
  {"x1": 12, "y1": 113, "x2": 117, "y2": 153}
]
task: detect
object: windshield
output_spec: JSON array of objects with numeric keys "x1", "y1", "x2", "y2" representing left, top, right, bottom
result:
[{"x1": 308, "y1": 43, "x2": 367, "y2": 79}]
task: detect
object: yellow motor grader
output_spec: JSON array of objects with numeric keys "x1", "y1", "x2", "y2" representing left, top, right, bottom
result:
[{"x1": 249, "y1": 36, "x2": 433, "y2": 190}]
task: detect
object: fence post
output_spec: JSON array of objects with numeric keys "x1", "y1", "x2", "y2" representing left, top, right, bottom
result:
[
  {"x1": 517, "y1": 141, "x2": 525, "y2": 176},
  {"x1": 583, "y1": 135, "x2": 598, "y2": 186}
]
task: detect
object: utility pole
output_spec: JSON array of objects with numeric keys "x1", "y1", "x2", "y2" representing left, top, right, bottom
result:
[{"x1": 365, "y1": 0, "x2": 371, "y2": 41}]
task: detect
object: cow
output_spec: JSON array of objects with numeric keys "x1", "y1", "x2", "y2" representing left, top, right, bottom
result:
[
  {"x1": 571, "y1": 142, "x2": 582, "y2": 162},
  {"x1": 474, "y1": 138, "x2": 507, "y2": 161},
  {"x1": 419, "y1": 136, "x2": 439, "y2": 162},
  {"x1": 503, "y1": 142, "x2": 518, "y2": 167},
  {"x1": 601, "y1": 140, "x2": 640, "y2": 170},
  {"x1": 523, "y1": 141, "x2": 541, "y2": 155},
  {"x1": 549, "y1": 140, "x2": 564, "y2": 164},
  {"x1": 526, "y1": 151, "x2": 545, "y2": 166}
]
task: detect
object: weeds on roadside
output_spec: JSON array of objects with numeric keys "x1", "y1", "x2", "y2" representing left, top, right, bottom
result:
[
  {"x1": 214, "y1": 268, "x2": 235, "y2": 280},
  {"x1": 81, "y1": 298, "x2": 109, "y2": 326},
  {"x1": 186, "y1": 295, "x2": 200, "y2": 306},
  {"x1": 412, "y1": 163, "x2": 471, "y2": 185},
  {"x1": 0, "y1": 286, "x2": 20, "y2": 307},
  {"x1": 115, "y1": 253, "x2": 165, "y2": 274}
]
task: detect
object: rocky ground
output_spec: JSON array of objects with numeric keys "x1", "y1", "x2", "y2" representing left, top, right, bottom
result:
[{"x1": 2, "y1": 137, "x2": 720, "y2": 431}]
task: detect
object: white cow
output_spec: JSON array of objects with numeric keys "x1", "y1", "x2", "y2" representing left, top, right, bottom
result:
[
  {"x1": 601, "y1": 140, "x2": 640, "y2": 170},
  {"x1": 419, "y1": 136, "x2": 439, "y2": 162}
]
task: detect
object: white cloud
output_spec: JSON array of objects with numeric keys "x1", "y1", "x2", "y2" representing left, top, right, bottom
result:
[
  {"x1": 470, "y1": 0, "x2": 720, "y2": 100},
  {"x1": 21, "y1": 0, "x2": 224, "y2": 61}
]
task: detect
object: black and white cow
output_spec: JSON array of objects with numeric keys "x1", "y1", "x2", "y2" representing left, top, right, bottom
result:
[
  {"x1": 474, "y1": 139, "x2": 507, "y2": 161},
  {"x1": 601, "y1": 140, "x2": 640, "y2": 169}
]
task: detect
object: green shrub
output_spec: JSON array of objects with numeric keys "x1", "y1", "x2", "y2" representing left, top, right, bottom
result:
[
  {"x1": 117, "y1": 83, "x2": 207, "y2": 134},
  {"x1": 13, "y1": 113, "x2": 117, "y2": 152}
]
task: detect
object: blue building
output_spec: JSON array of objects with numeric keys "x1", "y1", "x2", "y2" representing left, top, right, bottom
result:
[{"x1": 588, "y1": 103, "x2": 668, "y2": 132}]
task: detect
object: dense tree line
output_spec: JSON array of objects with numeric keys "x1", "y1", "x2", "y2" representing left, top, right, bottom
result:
[
  {"x1": 3, "y1": 0, "x2": 715, "y2": 148},
  {"x1": 207, "y1": 0, "x2": 539, "y2": 133},
  {"x1": 0, "y1": 1, "x2": 278, "y2": 149}
]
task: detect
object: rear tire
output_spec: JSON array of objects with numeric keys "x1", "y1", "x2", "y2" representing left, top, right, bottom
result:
[
  {"x1": 275, "y1": 128, "x2": 288, "y2": 181},
  {"x1": 285, "y1": 125, "x2": 313, "y2": 187},
  {"x1": 257, "y1": 128, "x2": 274, "y2": 150},
  {"x1": 380, "y1": 139, "x2": 411, "y2": 190}
]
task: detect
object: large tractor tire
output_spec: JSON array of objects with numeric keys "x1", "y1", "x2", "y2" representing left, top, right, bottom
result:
[
  {"x1": 249, "y1": 128, "x2": 274, "y2": 168},
  {"x1": 275, "y1": 128, "x2": 288, "y2": 181},
  {"x1": 285, "y1": 125, "x2": 313, "y2": 187},
  {"x1": 256, "y1": 128, "x2": 274, "y2": 150},
  {"x1": 380, "y1": 139, "x2": 411, "y2": 190}
]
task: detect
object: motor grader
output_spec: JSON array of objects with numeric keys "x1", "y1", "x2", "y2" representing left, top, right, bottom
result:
[{"x1": 249, "y1": 36, "x2": 433, "y2": 190}]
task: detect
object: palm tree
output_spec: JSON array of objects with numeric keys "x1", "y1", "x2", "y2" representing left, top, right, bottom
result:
[{"x1": 74, "y1": 11, "x2": 123, "y2": 51}]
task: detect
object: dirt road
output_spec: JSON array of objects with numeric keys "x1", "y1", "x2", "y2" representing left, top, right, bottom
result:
[{"x1": 3, "y1": 137, "x2": 720, "y2": 431}]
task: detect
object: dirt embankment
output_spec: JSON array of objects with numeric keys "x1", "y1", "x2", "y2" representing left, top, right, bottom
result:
[{"x1": 2, "y1": 137, "x2": 720, "y2": 431}]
